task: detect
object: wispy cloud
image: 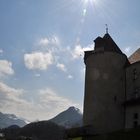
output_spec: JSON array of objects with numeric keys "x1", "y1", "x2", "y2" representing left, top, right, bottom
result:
[
  {"x1": 38, "y1": 38, "x2": 49, "y2": 46},
  {"x1": 67, "y1": 75, "x2": 73, "y2": 79},
  {"x1": 38, "y1": 36, "x2": 60, "y2": 47},
  {"x1": 0, "y1": 49, "x2": 3, "y2": 54},
  {"x1": 38, "y1": 88, "x2": 78, "y2": 118},
  {"x1": 0, "y1": 82, "x2": 79, "y2": 121},
  {"x1": 56, "y1": 63, "x2": 67, "y2": 72},
  {"x1": 24, "y1": 35, "x2": 62, "y2": 71},
  {"x1": 0, "y1": 60, "x2": 14, "y2": 77},
  {"x1": 123, "y1": 47, "x2": 131, "y2": 56},
  {"x1": 24, "y1": 52, "x2": 54, "y2": 70},
  {"x1": 71, "y1": 45, "x2": 83, "y2": 59},
  {"x1": 0, "y1": 82, "x2": 32, "y2": 118},
  {"x1": 34, "y1": 73, "x2": 40, "y2": 77},
  {"x1": 123, "y1": 46, "x2": 140, "y2": 57},
  {"x1": 24, "y1": 35, "x2": 92, "y2": 80},
  {"x1": 71, "y1": 44, "x2": 93, "y2": 59}
]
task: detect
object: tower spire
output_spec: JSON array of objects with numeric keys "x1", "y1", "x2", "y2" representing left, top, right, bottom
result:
[{"x1": 105, "y1": 24, "x2": 108, "y2": 34}]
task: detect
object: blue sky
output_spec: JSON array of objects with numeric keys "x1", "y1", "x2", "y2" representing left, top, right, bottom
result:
[{"x1": 0, "y1": 0, "x2": 140, "y2": 121}]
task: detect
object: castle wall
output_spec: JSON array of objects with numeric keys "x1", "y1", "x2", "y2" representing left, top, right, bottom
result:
[
  {"x1": 126, "y1": 62, "x2": 140, "y2": 100},
  {"x1": 83, "y1": 51, "x2": 127, "y2": 133},
  {"x1": 125, "y1": 106, "x2": 140, "y2": 128},
  {"x1": 125, "y1": 62, "x2": 140, "y2": 128}
]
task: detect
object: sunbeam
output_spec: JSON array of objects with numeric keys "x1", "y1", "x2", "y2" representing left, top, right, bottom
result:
[{"x1": 83, "y1": 0, "x2": 98, "y2": 5}]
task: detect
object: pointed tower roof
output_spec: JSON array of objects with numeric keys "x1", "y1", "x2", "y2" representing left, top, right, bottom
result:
[
  {"x1": 84, "y1": 33, "x2": 125, "y2": 62},
  {"x1": 94, "y1": 33, "x2": 123, "y2": 54},
  {"x1": 103, "y1": 33, "x2": 123, "y2": 54}
]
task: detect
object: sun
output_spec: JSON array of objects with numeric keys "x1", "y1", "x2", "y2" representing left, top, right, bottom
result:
[
  {"x1": 82, "y1": 0, "x2": 98, "y2": 16},
  {"x1": 83, "y1": 0, "x2": 97, "y2": 5}
]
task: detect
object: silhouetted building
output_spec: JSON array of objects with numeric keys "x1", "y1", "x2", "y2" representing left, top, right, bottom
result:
[{"x1": 83, "y1": 33, "x2": 140, "y2": 134}]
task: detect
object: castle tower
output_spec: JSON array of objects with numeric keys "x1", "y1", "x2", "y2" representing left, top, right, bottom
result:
[{"x1": 83, "y1": 33, "x2": 129, "y2": 133}]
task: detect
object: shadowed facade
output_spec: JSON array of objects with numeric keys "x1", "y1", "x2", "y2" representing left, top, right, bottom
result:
[{"x1": 83, "y1": 33, "x2": 140, "y2": 135}]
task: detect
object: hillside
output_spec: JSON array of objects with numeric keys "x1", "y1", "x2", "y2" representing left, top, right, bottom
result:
[
  {"x1": 0, "y1": 112, "x2": 27, "y2": 128},
  {"x1": 20, "y1": 121, "x2": 65, "y2": 140}
]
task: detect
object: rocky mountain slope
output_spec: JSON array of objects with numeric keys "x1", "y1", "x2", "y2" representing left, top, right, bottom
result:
[
  {"x1": 0, "y1": 112, "x2": 27, "y2": 128},
  {"x1": 50, "y1": 106, "x2": 83, "y2": 128},
  {"x1": 0, "y1": 106, "x2": 82, "y2": 129}
]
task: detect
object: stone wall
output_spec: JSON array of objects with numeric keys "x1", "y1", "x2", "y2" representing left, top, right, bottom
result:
[
  {"x1": 125, "y1": 62, "x2": 140, "y2": 128},
  {"x1": 83, "y1": 51, "x2": 127, "y2": 133},
  {"x1": 126, "y1": 62, "x2": 140, "y2": 100}
]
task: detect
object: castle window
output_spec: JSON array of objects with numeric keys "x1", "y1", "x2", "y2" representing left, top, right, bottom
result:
[
  {"x1": 133, "y1": 68, "x2": 138, "y2": 80},
  {"x1": 133, "y1": 68, "x2": 136, "y2": 74},
  {"x1": 134, "y1": 113, "x2": 138, "y2": 119},
  {"x1": 133, "y1": 121, "x2": 138, "y2": 128},
  {"x1": 114, "y1": 96, "x2": 117, "y2": 102},
  {"x1": 134, "y1": 88, "x2": 138, "y2": 98}
]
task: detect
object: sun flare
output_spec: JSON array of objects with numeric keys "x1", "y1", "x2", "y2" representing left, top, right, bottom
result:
[
  {"x1": 83, "y1": 0, "x2": 97, "y2": 5},
  {"x1": 82, "y1": 0, "x2": 98, "y2": 17}
]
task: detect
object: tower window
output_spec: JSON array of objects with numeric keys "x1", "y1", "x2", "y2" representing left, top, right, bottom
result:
[
  {"x1": 134, "y1": 88, "x2": 138, "y2": 98},
  {"x1": 133, "y1": 68, "x2": 136, "y2": 74},
  {"x1": 133, "y1": 121, "x2": 138, "y2": 128},
  {"x1": 114, "y1": 96, "x2": 117, "y2": 102},
  {"x1": 133, "y1": 68, "x2": 138, "y2": 80},
  {"x1": 134, "y1": 113, "x2": 138, "y2": 119}
]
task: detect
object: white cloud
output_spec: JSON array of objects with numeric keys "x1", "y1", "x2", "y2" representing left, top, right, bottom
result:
[
  {"x1": 123, "y1": 46, "x2": 140, "y2": 57},
  {"x1": 67, "y1": 75, "x2": 73, "y2": 79},
  {"x1": 39, "y1": 38, "x2": 49, "y2": 46},
  {"x1": 0, "y1": 60, "x2": 14, "y2": 77},
  {"x1": 56, "y1": 63, "x2": 67, "y2": 72},
  {"x1": 50, "y1": 36, "x2": 60, "y2": 46},
  {"x1": 124, "y1": 47, "x2": 131, "y2": 56},
  {"x1": 0, "y1": 82, "x2": 23, "y2": 102},
  {"x1": 24, "y1": 36, "x2": 61, "y2": 71},
  {"x1": 34, "y1": 73, "x2": 40, "y2": 77},
  {"x1": 124, "y1": 47, "x2": 131, "y2": 53},
  {"x1": 0, "y1": 82, "x2": 79, "y2": 121},
  {"x1": 38, "y1": 36, "x2": 60, "y2": 47},
  {"x1": 72, "y1": 45, "x2": 83, "y2": 59},
  {"x1": 0, "y1": 49, "x2": 3, "y2": 54},
  {"x1": 38, "y1": 88, "x2": 77, "y2": 118},
  {"x1": 24, "y1": 52, "x2": 54, "y2": 70},
  {"x1": 72, "y1": 44, "x2": 93, "y2": 59},
  {"x1": 0, "y1": 82, "x2": 32, "y2": 119}
]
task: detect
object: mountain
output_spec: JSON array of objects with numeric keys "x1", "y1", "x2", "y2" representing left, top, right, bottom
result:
[
  {"x1": 0, "y1": 106, "x2": 82, "y2": 129},
  {"x1": 50, "y1": 106, "x2": 83, "y2": 128},
  {"x1": 0, "y1": 112, "x2": 27, "y2": 128},
  {"x1": 1, "y1": 107, "x2": 82, "y2": 139},
  {"x1": 20, "y1": 121, "x2": 65, "y2": 140},
  {"x1": 129, "y1": 48, "x2": 140, "y2": 63}
]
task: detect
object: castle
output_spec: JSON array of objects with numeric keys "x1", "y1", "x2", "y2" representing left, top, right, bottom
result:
[{"x1": 83, "y1": 32, "x2": 140, "y2": 134}]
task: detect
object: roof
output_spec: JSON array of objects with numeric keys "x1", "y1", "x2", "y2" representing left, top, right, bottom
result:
[
  {"x1": 129, "y1": 48, "x2": 140, "y2": 64},
  {"x1": 94, "y1": 33, "x2": 123, "y2": 54},
  {"x1": 84, "y1": 33, "x2": 124, "y2": 61},
  {"x1": 103, "y1": 33, "x2": 123, "y2": 54}
]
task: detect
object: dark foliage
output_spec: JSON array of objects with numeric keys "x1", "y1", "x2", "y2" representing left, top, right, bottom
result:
[
  {"x1": 1, "y1": 125, "x2": 21, "y2": 140},
  {"x1": 20, "y1": 121, "x2": 65, "y2": 140}
]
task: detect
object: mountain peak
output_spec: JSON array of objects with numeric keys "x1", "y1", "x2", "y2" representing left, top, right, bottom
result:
[
  {"x1": 68, "y1": 106, "x2": 76, "y2": 110},
  {"x1": 67, "y1": 106, "x2": 80, "y2": 113},
  {"x1": 50, "y1": 106, "x2": 82, "y2": 128}
]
